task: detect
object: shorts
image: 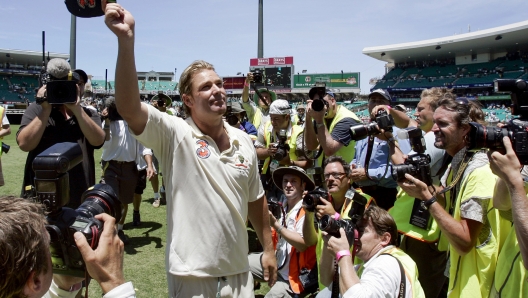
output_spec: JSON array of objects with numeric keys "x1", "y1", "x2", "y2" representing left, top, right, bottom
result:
[
  {"x1": 135, "y1": 169, "x2": 147, "y2": 195},
  {"x1": 102, "y1": 160, "x2": 138, "y2": 204}
]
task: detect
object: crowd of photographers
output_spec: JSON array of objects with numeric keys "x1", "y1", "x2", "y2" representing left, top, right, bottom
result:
[{"x1": 1, "y1": 2, "x2": 528, "y2": 298}]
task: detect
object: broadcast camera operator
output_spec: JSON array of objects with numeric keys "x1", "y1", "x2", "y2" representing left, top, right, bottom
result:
[
  {"x1": 248, "y1": 166, "x2": 317, "y2": 297},
  {"x1": 373, "y1": 87, "x2": 451, "y2": 298},
  {"x1": 17, "y1": 59, "x2": 105, "y2": 207},
  {"x1": 0, "y1": 196, "x2": 135, "y2": 298},
  {"x1": 242, "y1": 72, "x2": 277, "y2": 130},
  {"x1": 398, "y1": 97, "x2": 509, "y2": 298},
  {"x1": 317, "y1": 205, "x2": 425, "y2": 298},
  {"x1": 304, "y1": 87, "x2": 361, "y2": 165}
]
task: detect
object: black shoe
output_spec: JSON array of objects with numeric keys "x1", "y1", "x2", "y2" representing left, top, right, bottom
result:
[
  {"x1": 160, "y1": 191, "x2": 167, "y2": 205},
  {"x1": 133, "y1": 211, "x2": 141, "y2": 226},
  {"x1": 118, "y1": 230, "x2": 130, "y2": 245}
]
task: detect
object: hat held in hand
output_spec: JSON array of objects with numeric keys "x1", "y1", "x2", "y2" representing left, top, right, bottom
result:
[{"x1": 65, "y1": 0, "x2": 116, "y2": 18}]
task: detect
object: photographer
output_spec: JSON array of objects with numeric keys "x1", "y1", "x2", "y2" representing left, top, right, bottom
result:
[
  {"x1": 242, "y1": 72, "x2": 277, "y2": 130},
  {"x1": 350, "y1": 89, "x2": 410, "y2": 210},
  {"x1": 0, "y1": 103, "x2": 10, "y2": 187},
  {"x1": 226, "y1": 101, "x2": 258, "y2": 141},
  {"x1": 104, "y1": 2, "x2": 276, "y2": 296},
  {"x1": 398, "y1": 97, "x2": 509, "y2": 298},
  {"x1": 376, "y1": 88, "x2": 450, "y2": 297},
  {"x1": 17, "y1": 66, "x2": 105, "y2": 207},
  {"x1": 255, "y1": 99, "x2": 312, "y2": 179},
  {"x1": 488, "y1": 137, "x2": 528, "y2": 296},
  {"x1": 151, "y1": 93, "x2": 176, "y2": 115},
  {"x1": 317, "y1": 206, "x2": 425, "y2": 298},
  {"x1": 292, "y1": 104, "x2": 306, "y2": 127},
  {"x1": 249, "y1": 166, "x2": 317, "y2": 297},
  {"x1": 0, "y1": 196, "x2": 135, "y2": 298},
  {"x1": 304, "y1": 88, "x2": 361, "y2": 165}
]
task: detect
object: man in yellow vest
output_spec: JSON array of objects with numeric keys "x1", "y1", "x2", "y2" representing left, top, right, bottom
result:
[
  {"x1": 0, "y1": 104, "x2": 11, "y2": 187},
  {"x1": 241, "y1": 72, "x2": 277, "y2": 131},
  {"x1": 255, "y1": 99, "x2": 312, "y2": 191},
  {"x1": 304, "y1": 88, "x2": 360, "y2": 165},
  {"x1": 488, "y1": 136, "x2": 528, "y2": 297},
  {"x1": 248, "y1": 166, "x2": 317, "y2": 297},
  {"x1": 319, "y1": 205, "x2": 425, "y2": 298},
  {"x1": 378, "y1": 87, "x2": 451, "y2": 298},
  {"x1": 399, "y1": 96, "x2": 510, "y2": 298}
]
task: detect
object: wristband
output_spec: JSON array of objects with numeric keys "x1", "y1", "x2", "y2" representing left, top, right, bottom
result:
[
  {"x1": 244, "y1": 81, "x2": 250, "y2": 87},
  {"x1": 386, "y1": 106, "x2": 392, "y2": 110},
  {"x1": 332, "y1": 212, "x2": 340, "y2": 220},
  {"x1": 421, "y1": 195, "x2": 437, "y2": 210},
  {"x1": 316, "y1": 123, "x2": 325, "y2": 129},
  {"x1": 276, "y1": 226, "x2": 284, "y2": 235},
  {"x1": 336, "y1": 250, "x2": 351, "y2": 262}
]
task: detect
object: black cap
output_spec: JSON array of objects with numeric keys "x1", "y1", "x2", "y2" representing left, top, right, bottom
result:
[
  {"x1": 73, "y1": 69, "x2": 88, "y2": 83},
  {"x1": 64, "y1": 0, "x2": 109, "y2": 18}
]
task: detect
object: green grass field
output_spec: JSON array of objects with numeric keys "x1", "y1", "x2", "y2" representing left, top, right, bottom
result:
[{"x1": 1, "y1": 125, "x2": 270, "y2": 297}]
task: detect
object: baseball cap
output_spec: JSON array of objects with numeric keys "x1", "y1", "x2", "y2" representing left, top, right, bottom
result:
[
  {"x1": 369, "y1": 89, "x2": 392, "y2": 102},
  {"x1": 269, "y1": 99, "x2": 291, "y2": 115},
  {"x1": 229, "y1": 102, "x2": 245, "y2": 113},
  {"x1": 394, "y1": 104, "x2": 406, "y2": 112},
  {"x1": 326, "y1": 90, "x2": 336, "y2": 98},
  {"x1": 272, "y1": 166, "x2": 315, "y2": 191},
  {"x1": 297, "y1": 104, "x2": 306, "y2": 111},
  {"x1": 73, "y1": 69, "x2": 88, "y2": 83},
  {"x1": 152, "y1": 93, "x2": 172, "y2": 106},
  {"x1": 65, "y1": 0, "x2": 109, "y2": 18}
]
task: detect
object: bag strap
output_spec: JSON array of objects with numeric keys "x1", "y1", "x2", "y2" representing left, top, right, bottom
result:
[{"x1": 382, "y1": 253, "x2": 406, "y2": 298}]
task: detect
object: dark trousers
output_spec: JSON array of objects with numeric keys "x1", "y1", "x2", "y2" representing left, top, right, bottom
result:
[{"x1": 359, "y1": 185, "x2": 398, "y2": 210}]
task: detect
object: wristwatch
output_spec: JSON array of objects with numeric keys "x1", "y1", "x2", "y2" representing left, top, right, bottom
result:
[{"x1": 421, "y1": 195, "x2": 437, "y2": 210}]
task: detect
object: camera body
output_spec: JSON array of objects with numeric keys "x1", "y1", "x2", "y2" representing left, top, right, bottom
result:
[
  {"x1": 273, "y1": 129, "x2": 290, "y2": 161},
  {"x1": 349, "y1": 109, "x2": 395, "y2": 140},
  {"x1": 30, "y1": 142, "x2": 122, "y2": 277},
  {"x1": 253, "y1": 70, "x2": 263, "y2": 84},
  {"x1": 302, "y1": 186, "x2": 329, "y2": 212},
  {"x1": 309, "y1": 83, "x2": 328, "y2": 112},
  {"x1": 46, "y1": 79, "x2": 78, "y2": 104},
  {"x1": 157, "y1": 99, "x2": 166, "y2": 107},
  {"x1": 319, "y1": 189, "x2": 367, "y2": 245},
  {"x1": 267, "y1": 197, "x2": 283, "y2": 219},
  {"x1": 392, "y1": 127, "x2": 432, "y2": 186},
  {"x1": 467, "y1": 79, "x2": 528, "y2": 164}
]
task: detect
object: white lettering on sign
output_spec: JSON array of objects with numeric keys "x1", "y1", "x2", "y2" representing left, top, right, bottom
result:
[
  {"x1": 274, "y1": 57, "x2": 286, "y2": 64},
  {"x1": 258, "y1": 58, "x2": 269, "y2": 65}
]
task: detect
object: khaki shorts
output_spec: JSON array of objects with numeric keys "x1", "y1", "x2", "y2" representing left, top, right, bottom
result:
[{"x1": 167, "y1": 271, "x2": 254, "y2": 298}]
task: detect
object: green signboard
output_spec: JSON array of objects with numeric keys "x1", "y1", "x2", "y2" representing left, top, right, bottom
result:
[{"x1": 293, "y1": 73, "x2": 360, "y2": 88}]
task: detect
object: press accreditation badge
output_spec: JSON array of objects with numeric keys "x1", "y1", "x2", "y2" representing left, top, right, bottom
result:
[{"x1": 270, "y1": 160, "x2": 280, "y2": 172}]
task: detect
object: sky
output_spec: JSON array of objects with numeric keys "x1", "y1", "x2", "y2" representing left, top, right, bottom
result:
[{"x1": 1, "y1": 0, "x2": 527, "y2": 94}]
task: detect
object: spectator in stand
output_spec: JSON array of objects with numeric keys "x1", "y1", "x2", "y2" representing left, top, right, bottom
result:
[
  {"x1": 241, "y1": 72, "x2": 277, "y2": 130},
  {"x1": 0, "y1": 104, "x2": 11, "y2": 187}
]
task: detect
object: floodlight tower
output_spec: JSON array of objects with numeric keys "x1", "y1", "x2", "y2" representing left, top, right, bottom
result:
[{"x1": 258, "y1": 0, "x2": 263, "y2": 58}]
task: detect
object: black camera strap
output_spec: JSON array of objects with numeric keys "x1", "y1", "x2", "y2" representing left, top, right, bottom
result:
[
  {"x1": 363, "y1": 136, "x2": 376, "y2": 181},
  {"x1": 381, "y1": 253, "x2": 406, "y2": 298}
]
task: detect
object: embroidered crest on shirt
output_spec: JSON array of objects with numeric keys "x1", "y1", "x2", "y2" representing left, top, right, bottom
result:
[
  {"x1": 235, "y1": 154, "x2": 248, "y2": 168},
  {"x1": 196, "y1": 139, "x2": 211, "y2": 159}
]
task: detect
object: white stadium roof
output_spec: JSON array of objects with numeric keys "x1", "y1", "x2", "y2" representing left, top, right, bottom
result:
[{"x1": 363, "y1": 20, "x2": 528, "y2": 64}]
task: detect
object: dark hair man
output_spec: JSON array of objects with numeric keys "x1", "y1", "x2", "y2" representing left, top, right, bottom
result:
[
  {"x1": 17, "y1": 68, "x2": 105, "y2": 207},
  {"x1": 318, "y1": 206, "x2": 425, "y2": 298},
  {"x1": 249, "y1": 166, "x2": 317, "y2": 297},
  {"x1": 399, "y1": 97, "x2": 510, "y2": 298},
  {"x1": 488, "y1": 137, "x2": 528, "y2": 297},
  {"x1": 0, "y1": 196, "x2": 135, "y2": 298},
  {"x1": 104, "y1": 2, "x2": 276, "y2": 296},
  {"x1": 304, "y1": 89, "x2": 361, "y2": 165},
  {"x1": 374, "y1": 87, "x2": 451, "y2": 297}
]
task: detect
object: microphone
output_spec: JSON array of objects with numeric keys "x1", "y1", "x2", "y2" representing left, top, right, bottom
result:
[{"x1": 47, "y1": 58, "x2": 71, "y2": 80}]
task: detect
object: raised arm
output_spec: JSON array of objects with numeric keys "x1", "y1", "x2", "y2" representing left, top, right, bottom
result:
[{"x1": 103, "y1": 1, "x2": 148, "y2": 135}]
